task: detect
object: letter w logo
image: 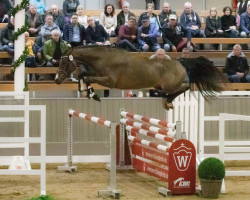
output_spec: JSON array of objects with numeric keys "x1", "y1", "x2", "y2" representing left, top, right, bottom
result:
[
  {"x1": 173, "y1": 150, "x2": 192, "y2": 171},
  {"x1": 177, "y1": 156, "x2": 188, "y2": 168}
]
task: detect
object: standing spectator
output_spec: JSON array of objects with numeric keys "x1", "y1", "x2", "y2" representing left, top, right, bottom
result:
[
  {"x1": 149, "y1": 48, "x2": 171, "y2": 60},
  {"x1": 240, "y1": 4, "x2": 250, "y2": 37},
  {"x1": 205, "y1": 7, "x2": 224, "y2": 50},
  {"x1": 137, "y1": 15, "x2": 160, "y2": 52},
  {"x1": 76, "y1": 5, "x2": 88, "y2": 28},
  {"x1": 29, "y1": 0, "x2": 48, "y2": 15},
  {"x1": 1, "y1": 16, "x2": 14, "y2": 55},
  {"x1": 180, "y1": 2, "x2": 205, "y2": 49},
  {"x1": 25, "y1": 4, "x2": 44, "y2": 37},
  {"x1": 43, "y1": 29, "x2": 68, "y2": 67},
  {"x1": 116, "y1": 16, "x2": 138, "y2": 52},
  {"x1": 49, "y1": 4, "x2": 65, "y2": 32},
  {"x1": 221, "y1": 6, "x2": 239, "y2": 38},
  {"x1": 237, "y1": 0, "x2": 250, "y2": 15},
  {"x1": 138, "y1": 3, "x2": 161, "y2": 33},
  {"x1": 0, "y1": 0, "x2": 13, "y2": 23},
  {"x1": 158, "y1": 2, "x2": 176, "y2": 27},
  {"x1": 162, "y1": 14, "x2": 193, "y2": 52},
  {"x1": 145, "y1": 0, "x2": 160, "y2": 10},
  {"x1": 39, "y1": 14, "x2": 60, "y2": 43},
  {"x1": 225, "y1": 44, "x2": 250, "y2": 83},
  {"x1": 63, "y1": 0, "x2": 80, "y2": 23},
  {"x1": 100, "y1": 4, "x2": 117, "y2": 37},
  {"x1": 25, "y1": 31, "x2": 37, "y2": 67},
  {"x1": 85, "y1": 16, "x2": 110, "y2": 46},
  {"x1": 63, "y1": 13, "x2": 86, "y2": 48},
  {"x1": 116, "y1": 1, "x2": 135, "y2": 35}
]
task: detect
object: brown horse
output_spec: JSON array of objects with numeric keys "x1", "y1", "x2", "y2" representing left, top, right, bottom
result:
[{"x1": 55, "y1": 46, "x2": 225, "y2": 109}]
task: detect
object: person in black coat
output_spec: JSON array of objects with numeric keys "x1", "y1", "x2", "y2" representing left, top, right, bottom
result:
[
  {"x1": 63, "y1": 14, "x2": 86, "y2": 47},
  {"x1": 63, "y1": 0, "x2": 80, "y2": 23},
  {"x1": 221, "y1": 6, "x2": 239, "y2": 38},
  {"x1": 49, "y1": 4, "x2": 65, "y2": 32},
  {"x1": 1, "y1": 16, "x2": 14, "y2": 54},
  {"x1": 158, "y1": 2, "x2": 176, "y2": 27},
  {"x1": 0, "y1": 0, "x2": 13, "y2": 23}
]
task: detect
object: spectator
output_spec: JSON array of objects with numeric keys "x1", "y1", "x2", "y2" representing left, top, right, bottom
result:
[
  {"x1": 43, "y1": 29, "x2": 68, "y2": 67},
  {"x1": 158, "y1": 2, "x2": 176, "y2": 27},
  {"x1": 225, "y1": 44, "x2": 250, "y2": 83},
  {"x1": 117, "y1": 16, "x2": 138, "y2": 52},
  {"x1": 29, "y1": 0, "x2": 48, "y2": 15},
  {"x1": 25, "y1": 4, "x2": 44, "y2": 37},
  {"x1": 180, "y1": 2, "x2": 205, "y2": 49},
  {"x1": 25, "y1": 31, "x2": 37, "y2": 67},
  {"x1": 32, "y1": 35, "x2": 44, "y2": 65},
  {"x1": 237, "y1": 0, "x2": 250, "y2": 15},
  {"x1": 162, "y1": 14, "x2": 193, "y2": 52},
  {"x1": 116, "y1": 1, "x2": 135, "y2": 35},
  {"x1": 181, "y1": 47, "x2": 191, "y2": 58},
  {"x1": 85, "y1": 16, "x2": 110, "y2": 46},
  {"x1": 205, "y1": 7, "x2": 224, "y2": 50},
  {"x1": 240, "y1": 4, "x2": 250, "y2": 37},
  {"x1": 63, "y1": 13, "x2": 86, "y2": 48},
  {"x1": 63, "y1": 0, "x2": 80, "y2": 23},
  {"x1": 221, "y1": 6, "x2": 239, "y2": 38},
  {"x1": 76, "y1": 5, "x2": 88, "y2": 28},
  {"x1": 137, "y1": 15, "x2": 160, "y2": 52},
  {"x1": 0, "y1": 0, "x2": 13, "y2": 23},
  {"x1": 1, "y1": 16, "x2": 14, "y2": 55},
  {"x1": 39, "y1": 14, "x2": 60, "y2": 43},
  {"x1": 49, "y1": 4, "x2": 65, "y2": 32},
  {"x1": 149, "y1": 48, "x2": 171, "y2": 60},
  {"x1": 100, "y1": 4, "x2": 117, "y2": 37},
  {"x1": 138, "y1": 3, "x2": 161, "y2": 33},
  {"x1": 145, "y1": 0, "x2": 160, "y2": 10}
]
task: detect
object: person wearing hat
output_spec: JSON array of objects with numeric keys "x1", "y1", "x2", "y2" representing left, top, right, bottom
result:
[
  {"x1": 162, "y1": 13, "x2": 193, "y2": 52},
  {"x1": 137, "y1": 15, "x2": 160, "y2": 52}
]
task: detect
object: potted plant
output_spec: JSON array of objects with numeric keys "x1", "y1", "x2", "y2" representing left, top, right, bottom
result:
[{"x1": 198, "y1": 157, "x2": 225, "y2": 199}]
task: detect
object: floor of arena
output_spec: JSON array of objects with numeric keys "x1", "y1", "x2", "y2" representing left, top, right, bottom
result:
[{"x1": 0, "y1": 162, "x2": 250, "y2": 200}]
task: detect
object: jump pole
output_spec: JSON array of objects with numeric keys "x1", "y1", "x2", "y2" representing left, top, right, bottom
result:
[{"x1": 58, "y1": 109, "x2": 121, "y2": 199}]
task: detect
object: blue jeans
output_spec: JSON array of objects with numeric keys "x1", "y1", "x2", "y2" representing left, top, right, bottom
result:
[
  {"x1": 228, "y1": 74, "x2": 250, "y2": 83},
  {"x1": 141, "y1": 43, "x2": 161, "y2": 52},
  {"x1": 116, "y1": 39, "x2": 138, "y2": 52}
]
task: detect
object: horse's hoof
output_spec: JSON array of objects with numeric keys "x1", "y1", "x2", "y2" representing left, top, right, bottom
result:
[
  {"x1": 161, "y1": 99, "x2": 174, "y2": 110},
  {"x1": 93, "y1": 94, "x2": 101, "y2": 102}
]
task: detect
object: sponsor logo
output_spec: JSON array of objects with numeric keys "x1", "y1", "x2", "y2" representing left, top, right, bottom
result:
[
  {"x1": 173, "y1": 143, "x2": 192, "y2": 171},
  {"x1": 174, "y1": 177, "x2": 191, "y2": 188}
]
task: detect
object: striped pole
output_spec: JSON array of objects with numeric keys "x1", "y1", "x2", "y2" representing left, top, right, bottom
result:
[
  {"x1": 128, "y1": 135, "x2": 170, "y2": 152},
  {"x1": 69, "y1": 109, "x2": 111, "y2": 128},
  {"x1": 126, "y1": 125, "x2": 174, "y2": 143},
  {"x1": 120, "y1": 118, "x2": 175, "y2": 137},
  {"x1": 121, "y1": 111, "x2": 175, "y2": 129}
]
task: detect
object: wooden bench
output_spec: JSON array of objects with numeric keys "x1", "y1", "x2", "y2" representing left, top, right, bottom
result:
[{"x1": 0, "y1": 23, "x2": 8, "y2": 29}]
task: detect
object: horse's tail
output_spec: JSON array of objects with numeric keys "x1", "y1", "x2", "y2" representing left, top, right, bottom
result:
[{"x1": 179, "y1": 56, "x2": 227, "y2": 97}]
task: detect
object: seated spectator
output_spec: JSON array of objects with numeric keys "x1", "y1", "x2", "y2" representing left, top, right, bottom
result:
[
  {"x1": 225, "y1": 44, "x2": 250, "y2": 83},
  {"x1": 221, "y1": 6, "x2": 239, "y2": 38},
  {"x1": 162, "y1": 14, "x2": 193, "y2": 52},
  {"x1": 63, "y1": 0, "x2": 80, "y2": 23},
  {"x1": 29, "y1": 0, "x2": 48, "y2": 15},
  {"x1": 39, "y1": 14, "x2": 60, "y2": 43},
  {"x1": 181, "y1": 47, "x2": 191, "y2": 58},
  {"x1": 25, "y1": 31, "x2": 37, "y2": 67},
  {"x1": 116, "y1": 1, "x2": 135, "y2": 35},
  {"x1": 85, "y1": 16, "x2": 110, "y2": 46},
  {"x1": 25, "y1": 4, "x2": 44, "y2": 37},
  {"x1": 149, "y1": 48, "x2": 171, "y2": 60},
  {"x1": 1, "y1": 16, "x2": 14, "y2": 55},
  {"x1": 63, "y1": 13, "x2": 86, "y2": 48},
  {"x1": 0, "y1": 0, "x2": 13, "y2": 23},
  {"x1": 76, "y1": 5, "x2": 88, "y2": 28},
  {"x1": 240, "y1": 4, "x2": 250, "y2": 37},
  {"x1": 116, "y1": 16, "x2": 138, "y2": 52},
  {"x1": 137, "y1": 15, "x2": 160, "y2": 52},
  {"x1": 205, "y1": 7, "x2": 224, "y2": 50},
  {"x1": 32, "y1": 35, "x2": 44, "y2": 65},
  {"x1": 43, "y1": 29, "x2": 68, "y2": 67},
  {"x1": 145, "y1": 0, "x2": 160, "y2": 10},
  {"x1": 158, "y1": 2, "x2": 176, "y2": 27},
  {"x1": 138, "y1": 3, "x2": 161, "y2": 33},
  {"x1": 49, "y1": 4, "x2": 65, "y2": 32},
  {"x1": 100, "y1": 4, "x2": 117, "y2": 37},
  {"x1": 180, "y1": 2, "x2": 205, "y2": 49}
]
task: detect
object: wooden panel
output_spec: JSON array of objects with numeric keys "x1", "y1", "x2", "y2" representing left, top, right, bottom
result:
[
  {"x1": 0, "y1": 52, "x2": 12, "y2": 58},
  {"x1": 0, "y1": 23, "x2": 8, "y2": 29}
]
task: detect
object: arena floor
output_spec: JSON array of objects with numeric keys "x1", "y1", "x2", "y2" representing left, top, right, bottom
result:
[{"x1": 0, "y1": 162, "x2": 250, "y2": 200}]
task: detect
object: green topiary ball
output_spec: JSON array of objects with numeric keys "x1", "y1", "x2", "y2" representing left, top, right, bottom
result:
[{"x1": 198, "y1": 157, "x2": 225, "y2": 180}]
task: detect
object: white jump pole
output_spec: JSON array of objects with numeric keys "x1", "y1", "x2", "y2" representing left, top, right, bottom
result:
[{"x1": 14, "y1": 0, "x2": 25, "y2": 93}]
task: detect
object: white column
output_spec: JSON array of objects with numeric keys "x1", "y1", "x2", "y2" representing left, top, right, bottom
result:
[{"x1": 14, "y1": 0, "x2": 25, "y2": 93}]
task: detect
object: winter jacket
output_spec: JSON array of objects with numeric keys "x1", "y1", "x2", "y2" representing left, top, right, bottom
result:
[
  {"x1": 39, "y1": 23, "x2": 60, "y2": 43},
  {"x1": 0, "y1": 0, "x2": 13, "y2": 19},
  {"x1": 0, "y1": 21, "x2": 14, "y2": 45},
  {"x1": 180, "y1": 11, "x2": 201, "y2": 29},
  {"x1": 85, "y1": 24, "x2": 109, "y2": 44},
  {"x1": 43, "y1": 39, "x2": 68, "y2": 61},
  {"x1": 50, "y1": 12, "x2": 65, "y2": 31},
  {"x1": 205, "y1": 16, "x2": 222, "y2": 36},
  {"x1": 25, "y1": 10, "x2": 44, "y2": 36},
  {"x1": 63, "y1": 22, "x2": 86, "y2": 44},
  {"x1": 158, "y1": 10, "x2": 177, "y2": 27},
  {"x1": 63, "y1": 0, "x2": 80, "y2": 17},
  {"x1": 138, "y1": 12, "x2": 161, "y2": 30},
  {"x1": 221, "y1": 14, "x2": 237, "y2": 31},
  {"x1": 116, "y1": 10, "x2": 135, "y2": 30},
  {"x1": 225, "y1": 52, "x2": 249, "y2": 76},
  {"x1": 137, "y1": 24, "x2": 159, "y2": 46},
  {"x1": 240, "y1": 12, "x2": 250, "y2": 34}
]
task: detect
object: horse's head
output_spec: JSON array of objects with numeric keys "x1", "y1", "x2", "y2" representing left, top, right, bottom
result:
[{"x1": 55, "y1": 52, "x2": 77, "y2": 84}]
